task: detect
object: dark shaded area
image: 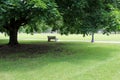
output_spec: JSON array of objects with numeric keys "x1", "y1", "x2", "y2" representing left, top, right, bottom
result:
[
  {"x1": 0, "y1": 42, "x2": 64, "y2": 59},
  {"x1": 0, "y1": 42, "x2": 119, "y2": 73}
]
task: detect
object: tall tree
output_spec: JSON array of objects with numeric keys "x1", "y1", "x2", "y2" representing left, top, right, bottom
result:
[
  {"x1": 101, "y1": 0, "x2": 120, "y2": 34},
  {"x1": 0, "y1": 0, "x2": 61, "y2": 46},
  {"x1": 55, "y1": 0, "x2": 120, "y2": 36}
]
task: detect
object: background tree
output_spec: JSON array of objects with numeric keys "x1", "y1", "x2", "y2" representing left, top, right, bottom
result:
[
  {"x1": 101, "y1": 0, "x2": 120, "y2": 34},
  {"x1": 55, "y1": 0, "x2": 120, "y2": 39}
]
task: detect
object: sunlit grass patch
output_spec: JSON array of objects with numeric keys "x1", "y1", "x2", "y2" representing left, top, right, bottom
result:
[{"x1": 0, "y1": 40, "x2": 120, "y2": 80}]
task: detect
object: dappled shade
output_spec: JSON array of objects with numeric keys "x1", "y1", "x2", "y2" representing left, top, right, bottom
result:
[{"x1": 0, "y1": 43, "x2": 64, "y2": 59}]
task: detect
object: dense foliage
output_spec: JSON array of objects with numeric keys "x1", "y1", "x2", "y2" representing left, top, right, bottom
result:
[
  {"x1": 0, "y1": 0, "x2": 61, "y2": 45},
  {"x1": 56, "y1": 0, "x2": 120, "y2": 35},
  {"x1": 0, "y1": 0, "x2": 120, "y2": 45}
]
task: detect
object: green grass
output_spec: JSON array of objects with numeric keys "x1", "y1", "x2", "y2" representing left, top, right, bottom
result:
[
  {"x1": 18, "y1": 33, "x2": 120, "y2": 41},
  {"x1": 0, "y1": 33, "x2": 120, "y2": 41},
  {"x1": 0, "y1": 33, "x2": 120, "y2": 80}
]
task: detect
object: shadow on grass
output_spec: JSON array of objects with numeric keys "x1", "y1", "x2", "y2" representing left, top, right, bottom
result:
[
  {"x1": 0, "y1": 42, "x2": 64, "y2": 59},
  {"x1": 0, "y1": 42, "x2": 118, "y2": 72}
]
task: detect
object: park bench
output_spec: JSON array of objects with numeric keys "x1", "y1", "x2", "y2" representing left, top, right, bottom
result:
[{"x1": 47, "y1": 36, "x2": 58, "y2": 42}]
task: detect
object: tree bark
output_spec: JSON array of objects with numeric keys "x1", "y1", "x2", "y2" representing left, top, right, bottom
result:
[
  {"x1": 8, "y1": 28, "x2": 19, "y2": 46},
  {"x1": 4, "y1": 17, "x2": 27, "y2": 46},
  {"x1": 91, "y1": 32, "x2": 94, "y2": 43}
]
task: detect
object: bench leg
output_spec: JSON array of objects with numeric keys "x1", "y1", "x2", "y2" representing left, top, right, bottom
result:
[
  {"x1": 48, "y1": 39, "x2": 50, "y2": 42},
  {"x1": 48, "y1": 38, "x2": 58, "y2": 42}
]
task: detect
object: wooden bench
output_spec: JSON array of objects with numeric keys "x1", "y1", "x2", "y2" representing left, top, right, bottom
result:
[{"x1": 47, "y1": 36, "x2": 58, "y2": 42}]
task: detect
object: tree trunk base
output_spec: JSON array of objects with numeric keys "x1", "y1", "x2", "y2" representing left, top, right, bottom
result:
[
  {"x1": 8, "y1": 42, "x2": 19, "y2": 46},
  {"x1": 91, "y1": 32, "x2": 94, "y2": 43},
  {"x1": 8, "y1": 28, "x2": 19, "y2": 46}
]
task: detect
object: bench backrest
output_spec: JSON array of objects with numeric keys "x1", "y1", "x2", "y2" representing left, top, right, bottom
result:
[{"x1": 48, "y1": 36, "x2": 56, "y2": 39}]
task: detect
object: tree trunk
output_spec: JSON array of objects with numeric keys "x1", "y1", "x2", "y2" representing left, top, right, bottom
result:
[
  {"x1": 4, "y1": 18, "x2": 24, "y2": 46},
  {"x1": 8, "y1": 28, "x2": 19, "y2": 46},
  {"x1": 91, "y1": 32, "x2": 94, "y2": 43}
]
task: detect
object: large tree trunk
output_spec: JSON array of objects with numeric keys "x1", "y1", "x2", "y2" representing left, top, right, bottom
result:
[
  {"x1": 3, "y1": 17, "x2": 27, "y2": 46},
  {"x1": 91, "y1": 32, "x2": 94, "y2": 43},
  {"x1": 8, "y1": 28, "x2": 19, "y2": 46}
]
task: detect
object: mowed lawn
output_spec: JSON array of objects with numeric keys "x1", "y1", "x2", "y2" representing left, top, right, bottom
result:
[
  {"x1": 0, "y1": 33, "x2": 120, "y2": 80},
  {"x1": 0, "y1": 33, "x2": 120, "y2": 42}
]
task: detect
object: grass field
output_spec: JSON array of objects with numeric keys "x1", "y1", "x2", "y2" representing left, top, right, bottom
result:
[
  {"x1": 19, "y1": 33, "x2": 120, "y2": 41},
  {"x1": 0, "y1": 33, "x2": 120, "y2": 80},
  {"x1": 0, "y1": 33, "x2": 120, "y2": 42}
]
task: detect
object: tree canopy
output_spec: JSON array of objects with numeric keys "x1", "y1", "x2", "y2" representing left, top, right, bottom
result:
[
  {"x1": 56, "y1": 0, "x2": 120, "y2": 35},
  {"x1": 0, "y1": 0, "x2": 120, "y2": 46},
  {"x1": 0, "y1": 0, "x2": 61, "y2": 45}
]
